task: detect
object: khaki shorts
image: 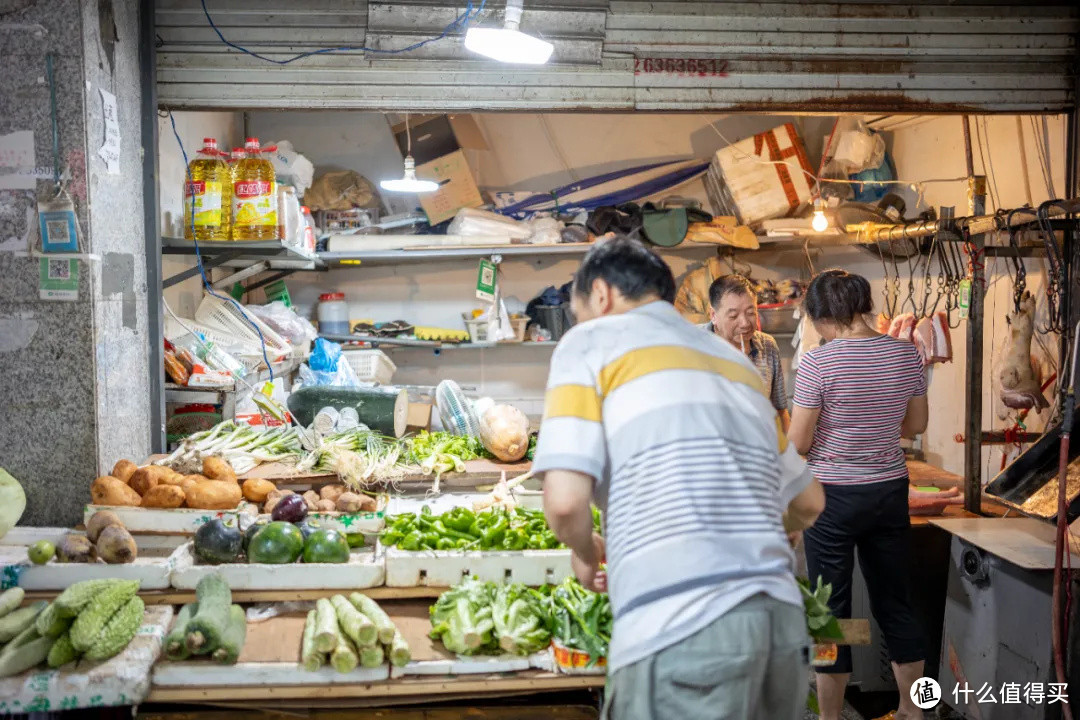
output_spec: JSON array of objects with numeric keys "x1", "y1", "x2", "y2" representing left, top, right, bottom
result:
[{"x1": 601, "y1": 594, "x2": 810, "y2": 720}]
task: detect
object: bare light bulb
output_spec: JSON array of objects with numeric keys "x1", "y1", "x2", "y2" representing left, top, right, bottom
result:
[{"x1": 811, "y1": 209, "x2": 829, "y2": 233}]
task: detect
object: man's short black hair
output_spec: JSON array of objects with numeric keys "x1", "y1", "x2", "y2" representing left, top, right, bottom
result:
[
  {"x1": 708, "y1": 274, "x2": 755, "y2": 309},
  {"x1": 804, "y1": 269, "x2": 873, "y2": 326},
  {"x1": 572, "y1": 234, "x2": 676, "y2": 304}
]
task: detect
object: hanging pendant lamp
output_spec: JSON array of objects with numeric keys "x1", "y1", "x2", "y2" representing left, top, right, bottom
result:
[{"x1": 380, "y1": 114, "x2": 439, "y2": 194}]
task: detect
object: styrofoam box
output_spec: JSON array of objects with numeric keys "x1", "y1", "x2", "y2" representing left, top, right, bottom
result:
[
  {"x1": 0, "y1": 528, "x2": 174, "y2": 591},
  {"x1": 153, "y1": 661, "x2": 388, "y2": 687},
  {"x1": 169, "y1": 543, "x2": 385, "y2": 590},
  {"x1": 390, "y1": 653, "x2": 530, "y2": 678},
  {"x1": 83, "y1": 503, "x2": 261, "y2": 536},
  {"x1": 382, "y1": 545, "x2": 571, "y2": 588}
]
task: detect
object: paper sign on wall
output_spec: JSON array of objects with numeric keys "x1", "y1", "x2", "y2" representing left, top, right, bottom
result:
[
  {"x1": 0, "y1": 131, "x2": 36, "y2": 190},
  {"x1": 98, "y1": 88, "x2": 120, "y2": 174},
  {"x1": 39, "y1": 257, "x2": 78, "y2": 301}
]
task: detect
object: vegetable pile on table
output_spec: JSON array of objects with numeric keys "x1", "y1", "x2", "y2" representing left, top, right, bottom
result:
[
  {"x1": 0, "y1": 580, "x2": 145, "y2": 678},
  {"x1": 380, "y1": 506, "x2": 564, "y2": 552},
  {"x1": 90, "y1": 455, "x2": 250, "y2": 511},
  {"x1": 158, "y1": 422, "x2": 303, "y2": 475},
  {"x1": 193, "y1": 512, "x2": 360, "y2": 566},
  {"x1": 166, "y1": 574, "x2": 246, "y2": 664},
  {"x1": 428, "y1": 577, "x2": 608, "y2": 660},
  {"x1": 297, "y1": 430, "x2": 408, "y2": 489},
  {"x1": 301, "y1": 593, "x2": 410, "y2": 672}
]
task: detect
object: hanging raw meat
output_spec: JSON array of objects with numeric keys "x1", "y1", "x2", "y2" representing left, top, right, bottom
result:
[
  {"x1": 912, "y1": 318, "x2": 934, "y2": 365},
  {"x1": 876, "y1": 313, "x2": 892, "y2": 334},
  {"x1": 998, "y1": 293, "x2": 1050, "y2": 413},
  {"x1": 929, "y1": 311, "x2": 953, "y2": 364},
  {"x1": 887, "y1": 312, "x2": 916, "y2": 341}
]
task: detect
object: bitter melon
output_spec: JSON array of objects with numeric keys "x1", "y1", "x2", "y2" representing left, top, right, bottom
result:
[
  {"x1": 35, "y1": 603, "x2": 72, "y2": 639},
  {"x1": 70, "y1": 580, "x2": 139, "y2": 652},
  {"x1": 84, "y1": 596, "x2": 144, "y2": 661},
  {"x1": 54, "y1": 579, "x2": 116, "y2": 618},
  {"x1": 46, "y1": 632, "x2": 78, "y2": 668}
]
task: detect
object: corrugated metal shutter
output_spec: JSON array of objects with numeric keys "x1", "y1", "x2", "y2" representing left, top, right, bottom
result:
[{"x1": 157, "y1": 1, "x2": 1078, "y2": 112}]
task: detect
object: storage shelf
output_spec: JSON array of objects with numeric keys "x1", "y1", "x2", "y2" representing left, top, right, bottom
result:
[
  {"x1": 161, "y1": 236, "x2": 324, "y2": 289},
  {"x1": 319, "y1": 241, "x2": 721, "y2": 266}
]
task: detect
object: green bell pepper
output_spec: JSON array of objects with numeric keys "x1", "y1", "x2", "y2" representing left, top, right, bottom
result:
[{"x1": 399, "y1": 530, "x2": 422, "y2": 551}]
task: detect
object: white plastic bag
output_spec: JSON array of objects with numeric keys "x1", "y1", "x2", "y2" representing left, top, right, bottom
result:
[
  {"x1": 247, "y1": 301, "x2": 318, "y2": 344},
  {"x1": 269, "y1": 141, "x2": 315, "y2": 196},
  {"x1": 447, "y1": 207, "x2": 530, "y2": 240}
]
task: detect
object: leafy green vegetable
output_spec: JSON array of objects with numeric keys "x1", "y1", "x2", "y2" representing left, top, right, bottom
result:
[
  {"x1": 492, "y1": 584, "x2": 552, "y2": 655},
  {"x1": 550, "y1": 578, "x2": 612, "y2": 662},
  {"x1": 407, "y1": 431, "x2": 489, "y2": 464},
  {"x1": 798, "y1": 576, "x2": 844, "y2": 642},
  {"x1": 429, "y1": 578, "x2": 497, "y2": 655}
]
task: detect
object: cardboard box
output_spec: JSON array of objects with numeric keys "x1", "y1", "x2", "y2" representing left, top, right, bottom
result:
[
  {"x1": 705, "y1": 122, "x2": 814, "y2": 225},
  {"x1": 392, "y1": 115, "x2": 488, "y2": 165},
  {"x1": 416, "y1": 150, "x2": 485, "y2": 225}
]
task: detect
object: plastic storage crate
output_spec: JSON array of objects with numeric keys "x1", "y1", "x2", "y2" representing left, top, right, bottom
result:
[{"x1": 342, "y1": 349, "x2": 396, "y2": 384}]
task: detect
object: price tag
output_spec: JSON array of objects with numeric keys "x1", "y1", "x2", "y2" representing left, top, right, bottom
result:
[
  {"x1": 958, "y1": 279, "x2": 972, "y2": 319},
  {"x1": 476, "y1": 259, "x2": 496, "y2": 302}
]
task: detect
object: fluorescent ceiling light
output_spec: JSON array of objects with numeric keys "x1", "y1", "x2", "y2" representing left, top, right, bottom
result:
[
  {"x1": 464, "y1": 0, "x2": 553, "y2": 65},
  {"x1": 380, "y1": 156, "x2": 438, "y2": 194}
]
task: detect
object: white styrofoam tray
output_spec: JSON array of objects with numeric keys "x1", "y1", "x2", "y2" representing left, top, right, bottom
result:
[
  {"x1": 386, "y1": 492, "x2": 542, "y2": 516},
  {"x1": 83, "y1": 503, "x2": 260, "y2": 535},
  {"x1": 152, "y1": 661, "x2": 388, "y2": 687},
  {"x1": 169, "y1": 543, "x2": 385, "y2": 590},
  {"x1": 254, "y1": 494, "x2": 388, "y2": 535},
  {"x1": 0, "y1": 606, "x2": 173, "y2": 713},
  {"x1": 382, "y1": 545, "x2": 571, "y2": 588},
  {"x1": 0, "y1": 528, "x2": 174, "y2": 591}
]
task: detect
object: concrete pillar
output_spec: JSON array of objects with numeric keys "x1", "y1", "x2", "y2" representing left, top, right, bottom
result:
[{"x1": 0, "y1": 0, "x2": 152, "y2": 526}]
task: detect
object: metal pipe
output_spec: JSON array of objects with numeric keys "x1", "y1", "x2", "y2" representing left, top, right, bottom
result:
[
  {"x1": 1017, "y1": 116, "x2": 1034, "y2": 207},
  {"x1": 846, "y1": 198, "x2": 1080, "y2": 243},
  {"x1": 963, "y1": 181, "x2": 987, "y2": 515},
  {"x1": 962, "y1": 116, "x2": 975, "y2": 180}
]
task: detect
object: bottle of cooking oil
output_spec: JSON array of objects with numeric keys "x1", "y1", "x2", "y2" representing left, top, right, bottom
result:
[
  {"x1": 227, "y1": 147, "x2": 245, "y2": 240},
  {"x1": 183, "y1": 137, "x2": 231, "y2": 241},
  {"x1": 231, "y1": 137, "x2": 278, "y2": 241}
]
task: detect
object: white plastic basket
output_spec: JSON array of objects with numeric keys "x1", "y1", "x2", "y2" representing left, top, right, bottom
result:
[
  {"x1": 463, "y1": 314, "x2": 489, "y2": 343},
  {"x1": 195, "y1": 295, "x2": 292, "y2": 358},
  {"x1": 342, "y1": 349, "x2": 396, "y2": 384}
]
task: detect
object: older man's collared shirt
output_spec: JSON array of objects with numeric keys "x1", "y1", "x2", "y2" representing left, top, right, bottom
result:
[{"x1": 700, "y1": 325, "x2": 788, "y2": 413}]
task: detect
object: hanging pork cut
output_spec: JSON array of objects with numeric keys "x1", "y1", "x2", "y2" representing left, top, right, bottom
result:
[
  {"x1": 876, "y1": 313, "x2": 893, "y2": 335},
  {"x1": 929, "y1": 311, "x2": 953, "y2": 364},
  {"x1": 912, "y1": 317, "x2": 934, "y2": 365},
  {"x1": 887, "y1": 312, "x2": 916, "y2": 342},
  {"x1": 998, "y1": 292, "x2": 1049, "y2": 413}
]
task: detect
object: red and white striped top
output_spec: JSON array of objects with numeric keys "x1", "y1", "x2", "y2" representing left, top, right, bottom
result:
[{"x1": 793, "y1": 334, "x2": 927, "y2": 485}]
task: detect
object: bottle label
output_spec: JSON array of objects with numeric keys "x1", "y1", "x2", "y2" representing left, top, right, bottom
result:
[
  {"x1": 233, "y1": 180, "x2": 277, "y2": 227},
  {"x1": 184, "y1": 180, "x2": 223, "y2": 226}
]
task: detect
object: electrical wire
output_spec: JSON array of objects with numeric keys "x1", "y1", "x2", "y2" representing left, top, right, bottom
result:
[
  {"x1": 198, "y1": 0, "x2": 485, "y2": 65},
  {"x1": 168, "y1": 110, "x2": 276, "y2": 381}
]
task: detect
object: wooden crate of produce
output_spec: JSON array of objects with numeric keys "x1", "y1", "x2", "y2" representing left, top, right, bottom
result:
[{"x1": 169, "y1": 544, "x2": 385, "y2": 591}]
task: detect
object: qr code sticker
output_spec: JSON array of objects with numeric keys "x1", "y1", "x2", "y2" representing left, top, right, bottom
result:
[
  {"x1": 48, "y1": 259, "x2": 70, "y2": 280},
  {"x1": 46, "y1": 219, "x2": 70, "y2": 245},
  {"x1": 481, "y1": 267, "x2": 494, "y2": 285}
]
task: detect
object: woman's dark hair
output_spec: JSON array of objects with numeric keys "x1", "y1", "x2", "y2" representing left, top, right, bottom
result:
[
  {"x1": 804, "y1": 269, "x2": 873, "y2": 326},
  {"x1": 708, "y1": 274, "x2": 755, "y2": 309},
  {"x1": 572, "y1": 234, "x2": 676, "y2": 303}
]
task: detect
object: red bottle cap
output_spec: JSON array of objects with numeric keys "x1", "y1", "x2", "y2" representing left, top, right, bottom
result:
[{"x1": 320, "y1": 292, "x2": 345, "y2": 301}]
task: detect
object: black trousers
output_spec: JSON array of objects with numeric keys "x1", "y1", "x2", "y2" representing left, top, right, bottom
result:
[{"x1": 803, "y1": 477, "x2": 925, "y2": 674}]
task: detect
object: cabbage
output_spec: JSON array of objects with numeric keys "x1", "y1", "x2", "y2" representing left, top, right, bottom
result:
[
  {"x1": 429, "y1": 578, "x2": 496, "y2": 655},
  {"x1": 492, "y1": 583, "x2": 552, "y2": 655},
  {"x1": 0, "y1": 468, "x2": 26, "y2": 539}
]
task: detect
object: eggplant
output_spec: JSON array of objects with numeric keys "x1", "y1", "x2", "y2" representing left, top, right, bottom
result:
[
  {"x1": 271, "y1": 494, "x2": 308, "y2": 523},
  {"x1": 193, "y1": 518, "x2": 244, "y2": 565}
]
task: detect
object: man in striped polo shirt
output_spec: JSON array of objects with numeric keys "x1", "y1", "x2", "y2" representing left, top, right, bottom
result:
[{"x1": 536, "y1": 235, "x2": 826, "y2": 720}]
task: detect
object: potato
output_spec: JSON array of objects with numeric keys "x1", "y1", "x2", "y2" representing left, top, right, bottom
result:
[
  {"x1": 110, "y1": 459, "x2": 138, "y2": 484},
  {"x1": 315, "y1": 499, "x2": 337, "y2": 513},
  {"x1": 158, "y1": 472, "x2": 185, "y2": 487},
  {"x1": 141, "y1": 484, "x2": 186, "y2": 509},
  {"x1": 302, "y1": 490, "x2": 320, "y2": 511},
  {"x1": 336, "y1": 492, "x2": 365, "y2": 513},
  {"x1": 242, "y1": 478, "x2": 276, "y2": 503},
  {"x1": 202, "y1": 457, "x2": 237, "y2": 484},
  {"x1": 358, "y1": 494, "x2": 378, "y2": 512},
  {"x1": 180, "y1": 476, "x2": 202, "y2": 495},
  {"x1": 129, "y1": 466, "x2": 170, "y2": 496},
  {"x1": 184, "y1": 480, "x2": 242, "y2": 510},
  {"x1": 263, "y1": 496, "x2": 282, "y2": 515},
  {"x1": 86, "y1": 510, "x2": 124, "y2": 543},
  {"x1": 91, "y1": 476, "x2": 142, "y2": 507},
  {"x1": 319, "y1": 484, "x2": 347, "y2": 503},
  {"x1": 56, "y1": 534, "x2": 95, "y2": 563},
  {"x1": 96, "y1": 525, "x2": 138, "y2": 564},
  {"x1": 266, "y1": 488, "x2": 294, "y2": 502}
]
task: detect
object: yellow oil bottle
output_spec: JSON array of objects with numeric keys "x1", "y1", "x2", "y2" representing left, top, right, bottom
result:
[
  {"x1": 183, "y1": 137, "x2": 231, "y2": 241},
  {"x1": 227, "y1": 147, "x2": 245, "y2": 240},
  {"x1": 231, "y1": 137, "x2": 278, "y2": 241}
]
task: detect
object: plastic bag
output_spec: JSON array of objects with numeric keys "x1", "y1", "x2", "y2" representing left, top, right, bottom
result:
[
  {"x1": 526, "y1": 216, "x2": 563, "y2": 245},
  {"x1": 298, "y1": 338, "x2": 363, "y2": 387},
  {"x1": 448, "y1": 207, "x2": 530, "y2": 240},
  {"x1": 247, "y1": 301, "x2": 318, "y2": 344},
  {"x1": 305, "y1": 170, "x2": 377, "y2": 212},
  {"x1": 268, "y1": 141, "x2": 315, "y2": 196}
]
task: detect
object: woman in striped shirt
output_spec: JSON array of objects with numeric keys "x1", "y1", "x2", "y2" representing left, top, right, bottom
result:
[{"x1": 789, "y1": 269, "x2": 929, "y2": 720}]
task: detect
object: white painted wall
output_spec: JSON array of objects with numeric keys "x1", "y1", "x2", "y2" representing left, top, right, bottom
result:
[{"x1": 157, "y1": 111, "x2": 243, "y2": 318}]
